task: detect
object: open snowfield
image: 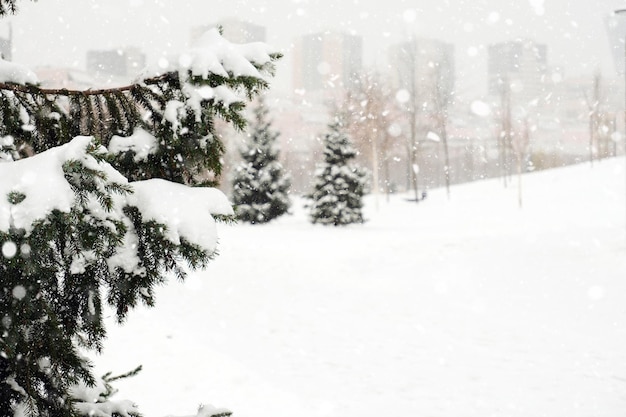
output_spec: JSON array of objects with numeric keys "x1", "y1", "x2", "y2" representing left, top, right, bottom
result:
[{"x1": 98, "y1": 158, "x2": 626, "y2": 417}]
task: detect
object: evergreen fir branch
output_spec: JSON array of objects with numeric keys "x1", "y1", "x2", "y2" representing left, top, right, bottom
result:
[
  {"x1": 82, "y1": 94, "x2": 96, "y2": 136},
  {"x1": 103, "y1": 365, "x2": 142, "y2": 384},
  {"x1": 0, "y1": 58, "x2": 280, "y2": 187},
  {"x1": 212, "y1": 214, "x2": 237, "y2": 224},
  {"x1": 92, "y1": 94, "x2": 106, "y2": 141},
  {"x1": 103, "y1": 93, "x2": 125, "y2": 137},
  {"x1": 0, "y1": 73, "x2": 175, "y2": 97},
  {"x1": 128, "y1": 84, "x2": 164, "y2": 124},
  {"x1": 0, "y1": 0, "x2": 18, "y2": 17},
  {"x1": 114, "y1": 90, "x2": 141, "y2": 133},
  {"x1": 207, "y1": 412, "x2": 232, "y2": 417},
  {"x1": 69, "y1": 95, "x2": 84, "y2": 137}
]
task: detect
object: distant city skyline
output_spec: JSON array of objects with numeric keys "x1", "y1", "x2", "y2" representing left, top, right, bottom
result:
[{"x1": 2, "y1": 0, "x2": 625, "y2": 97}]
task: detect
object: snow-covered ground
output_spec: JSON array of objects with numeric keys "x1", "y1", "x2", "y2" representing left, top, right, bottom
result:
[{"x1": 98, "y1": 158, "x2": 626, "y2": 417}]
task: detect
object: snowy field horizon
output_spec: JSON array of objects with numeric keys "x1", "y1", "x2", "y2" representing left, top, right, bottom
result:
[{"x1": 98, "y1": 158, "x2": 626, "y2": 417}]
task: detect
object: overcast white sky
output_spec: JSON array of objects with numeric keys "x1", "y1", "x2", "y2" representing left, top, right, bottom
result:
[{"x1": 5, "y1": 0, "x2": 626, "y2": 95}]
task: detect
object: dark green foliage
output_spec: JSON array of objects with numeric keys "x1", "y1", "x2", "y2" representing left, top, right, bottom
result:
[
  {"x1": 231, "y1": 97, "x2": 291, "y2": 224},
  {"x1": 1, "y1": 156, "x2": 124, "y2": 416},
  {"x1": 100, "y1": 366, "x2": 143, "y2": 398},
  {"x1": 0, "y1": 7, "x2": 280, "y2": 416},
  {"x1": 0, "y1": 0, "x2": 20, "y2": 16},
  {"x1": 307, "y1": 119, "x2": 369, "y2": 226}
]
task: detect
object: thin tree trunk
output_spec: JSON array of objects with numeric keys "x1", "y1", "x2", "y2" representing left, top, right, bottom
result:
[
  {"x1": 517, "y1": 155, "x2": 523, "y2": 209},
  {"x1": 371, "y1": 133, "x2": 379, "y2": 210},
  {"x1": 440, "y1": 118, "x2": 451, "y2": 199}
]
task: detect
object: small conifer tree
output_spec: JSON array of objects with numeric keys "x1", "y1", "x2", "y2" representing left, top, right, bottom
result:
[
  {"x1": 307, "y1": 119, "x2": 368, "y2": 226},
  {"x1": 0, "y1": 1, "x2": 280, "y2": 416},
  {"x1": 231, "y1": 97, "x2": 291, "y2": 223}
]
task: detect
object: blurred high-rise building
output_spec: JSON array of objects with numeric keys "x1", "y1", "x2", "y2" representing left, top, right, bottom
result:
[
  {"x1": 487, "y1": 39, "x2": 547, "y2": 105},
  {"x1": 605, "y1": 13, "x2": 626, "y2": 75},
  {"x1": 191, "y1": 18, "x2": 266, "y2": 44},
  {"x1": 388, "y1": 37, "x2": 455, "y2": 107},
  {"x1": 292, "y1": 31, "x2": 362, "y2": 100}
]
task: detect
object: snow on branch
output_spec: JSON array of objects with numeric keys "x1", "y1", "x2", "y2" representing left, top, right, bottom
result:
[
  {"x1": 0, "y1": 135, "x2": 233, "y2": 258},
  {"x1": 128, "y1": 179, "x2": 233, "y2": 251},
  {"x1": 109, "y1": 128, "x2": 159, "y2": 162},
  {"x1": 0, "y1": 58, "x2": 38, "y2": 85},
  {"x1": 169, "y1": 404, "x2": 233, "y2": 417},
  {"x1": 180, "y1": 28, "x2": 275, "y2": 80},
  {"x1": 0, "y1": 136, "x2": 124, "y2": 233}
]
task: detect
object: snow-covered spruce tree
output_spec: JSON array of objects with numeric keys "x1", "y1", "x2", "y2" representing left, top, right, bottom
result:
[
  {"x1": 307, "y1": 119, "x2": 369, "y2": 226},
  {"x1": 231, "y1": 97, "x2": 290, "y2": 223},
  {"x1": 0, "y1": 2, "x2": 280, "y2": 416}
]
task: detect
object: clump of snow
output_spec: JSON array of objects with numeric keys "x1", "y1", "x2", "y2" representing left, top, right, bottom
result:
[
  {"x1": 106, "y1": 228, "x2": 145, "y2": 276},
  {"x1": 164, "y1": 100, "x2": 185, "y2": 130},
  {"x1": 196, "y1": 404, "x2": 232, "y2": 417},
  {"x1": 0, "y1": 135, "x2": 17, "y2": 162},
  {"x1": 168, "y1": 404, "x2": 232, "y2": 417},
  {"x1": 70, "y1": 378, "x2": 108, "y2": 403},
  {"x1": 12, "y1": 402, "x2": 28, "y2": 417},
  {"x1": 1, "y1": 135, "x2": 13, "y2": 147},
  {"x1": 211, "y1": 85, "x2": 241, "y2": 107},
  {"x1": 0, "y1": 58, "x2": 38, "y2": 85},
  {"x1": 109, "y1": 128, "x2": 159, "y2": 162},
  {"x1": 70, "y1": 380, "x2": 139, "y2": 417},
  {"x1": 73, "y1": 400, "x2": 139, "y2": 417},
  {"x1": 70, "y1": 250, "x2": 97, "y2": 275},
  {"x1": 0, "y1": 136, "x2": 115, "y2": 233},
  {"x1": 178, "y1": 28, "x2": 275, "y2": 81},
  {"x1": 182, "y1": 83, "x2": 242, "y2": 113},
  {"x1": 127, "y1": 179, "x2": 233, "y2": 251},
  {"x1": 37, "y1": 357, "x2": 51, "y2": 373},
  {"x1": 5, "y1": 375, "x2": 26, "y2": 396}
]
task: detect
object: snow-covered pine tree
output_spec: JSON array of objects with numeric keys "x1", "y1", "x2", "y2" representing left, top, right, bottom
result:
[
  {"x1": 0, "y1": 2, "x2": 280, "y2": 416},
  {"x1": 307, "y1": 118, "x2": 369, "y2": 226},
  {"x1": 231, "y1": 97, "x2": 290, "y2": 223}
]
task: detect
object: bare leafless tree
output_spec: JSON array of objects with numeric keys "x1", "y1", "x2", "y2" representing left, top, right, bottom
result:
[
  {"x1": 512, "y1": 117, "x2": 531, "y2": 208},
  {"x1": 496, "y1": 77, "x2": 513, "y2": 187},
  {"x1": 431, "y1": 64, "x2": 452, "y2": 199},
  {"x1": 344, "y1": 71, "x2": 401, "y2": 204},
  {"x1": 584, "y1": 72, "x2": 602, "y2": 167}
]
